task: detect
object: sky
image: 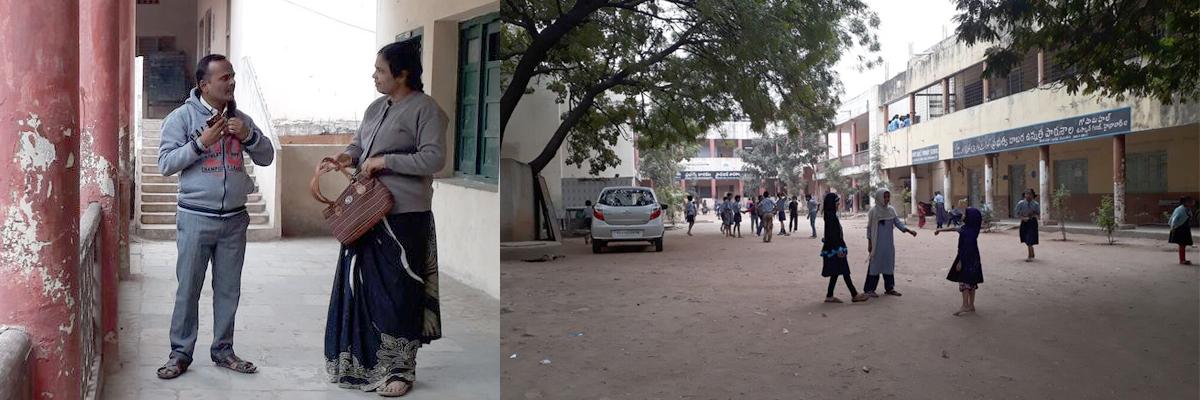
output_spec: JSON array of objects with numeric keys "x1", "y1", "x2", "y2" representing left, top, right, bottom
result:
[{"x1": 833, "y1": 0, "x2": 961, "y2": 102}]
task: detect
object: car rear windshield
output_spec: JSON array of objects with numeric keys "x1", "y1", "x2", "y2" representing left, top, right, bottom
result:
[{"x1": 598, "y1": 189, "x2": 656, "y2": 207}]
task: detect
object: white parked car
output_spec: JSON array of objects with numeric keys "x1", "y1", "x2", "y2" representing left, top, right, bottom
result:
[{"x1": 590, "y1": 186, "x2": 665, "y2": 253}]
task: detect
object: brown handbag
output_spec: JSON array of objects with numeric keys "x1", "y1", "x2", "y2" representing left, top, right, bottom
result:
[{"x1": 310, "y1": 157, "x2": 394, "y2": 245}]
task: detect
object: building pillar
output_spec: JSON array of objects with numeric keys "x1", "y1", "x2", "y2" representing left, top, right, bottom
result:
[
  {"x1": 1039, "y1": 145, "x2": 1050, "y2": 222},
  {"x1": 910, "y1": 166, "x2": 918, "y2": 215},
  {"x1": 708, "y1": 139, "x2": 716, "y2": 158},
  {"x1": 679, "y1": 178, "x2": 686, "y2": 191},
  {"x1": 984, "y1": 154, "x2": 994, "y2": 210},
  {"x1": 850, "y1": 121, "x2": 858, "y2": 165},
  {"x1": 117, "y1": 0, "x2": 134, "y2": 283},
  {"x1": 1113, "y1": 134, "x2": 1126, "y2": 226},
  {"x1": 908, "y1": 93, "x2": 916, "y2": 122},
  {"x1": 836, "y1": 127, "x2": 843, "y2": 158},
  {"x1": 710, "y1": 177, "x2": 717, "y2": 199},
  {"x1": 737, "y1": 179, "x2": 744, "y2": 197},
  {"x1": 882, "y1": 104, "x2": 889, "y2": 125},
  {"x1": 80, "y1": 0, "x2": 122, "y2": 367},
  {"x1": 943, "y1": 160, "x2": 953, "y2": 202},
  {"x1": 1036, "y1": 51, "x2": 1045, "y2": 85},
  {"x1": 982, "y1": 62, "x2": 991, "y2": 102},
  {"x1": 941, "y1": 78, "x2": 951, "y2": 115},
  {"x1": 0, "y1": 1, "x2": 83, "y2": 399}
]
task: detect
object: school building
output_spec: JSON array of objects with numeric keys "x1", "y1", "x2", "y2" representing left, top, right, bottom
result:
[
  {"x1": 675, "y1": 121, "x2": 785, "y2": 209},
  {"x1": 816, "y1": 35, "x2": 1199, "y2": 226}
]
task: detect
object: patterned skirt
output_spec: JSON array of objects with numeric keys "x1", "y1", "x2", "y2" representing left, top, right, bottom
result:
[{"x1": 325, "y1": 212, "x2": 442, "y2": 391}]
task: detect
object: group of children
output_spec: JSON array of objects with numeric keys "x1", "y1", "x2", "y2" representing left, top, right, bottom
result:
[
  {"x1": 683, "y1": 186, "x2": 1197, "y2": 315},
  {"x1": 819, "y1": 188, "x2": 981, "y2": 315}
]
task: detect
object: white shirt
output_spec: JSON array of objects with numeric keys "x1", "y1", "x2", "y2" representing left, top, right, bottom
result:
[{"x1": 197, "y1": 95, "x2": 228, "y2": 150}]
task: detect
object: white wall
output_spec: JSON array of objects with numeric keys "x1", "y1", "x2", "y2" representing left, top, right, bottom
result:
[
  {"x1": 431, "y1": 182, "x2": 499, "y2": 298},
  {"x1": 228, "y1": 0, "x2": 378, "y2": 122},
  {"x1": 504, "y1": 77, "x2": 565, "y2": 212}
]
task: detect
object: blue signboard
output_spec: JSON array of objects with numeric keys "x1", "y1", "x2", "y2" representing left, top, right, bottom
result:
[
  {"x1": 952, "y1": 107, "x2": 1132, "y2": 158},
  {"x1": 911, "y1": 145, "x2": 939, "y2": 165}
]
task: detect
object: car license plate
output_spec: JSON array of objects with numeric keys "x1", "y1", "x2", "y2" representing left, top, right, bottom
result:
[{"x1": 613, "y1": 230, "x2": 642, "y2": 239}]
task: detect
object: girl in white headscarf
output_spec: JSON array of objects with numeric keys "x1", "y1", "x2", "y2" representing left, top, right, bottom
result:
[{"x1": 865, "y1": 188, "x2": 918, "y2": 297}]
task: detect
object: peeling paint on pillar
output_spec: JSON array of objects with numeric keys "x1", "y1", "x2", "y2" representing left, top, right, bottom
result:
[
  {"x1": 1, "y1": 1, "x2": 84, "y2": 399},
  {"x1": 79, "y1": 0, "x2": 123, "y2": 371},
  {"x1": 80, "y1": 128, "x2": 115, "y2": 197}
]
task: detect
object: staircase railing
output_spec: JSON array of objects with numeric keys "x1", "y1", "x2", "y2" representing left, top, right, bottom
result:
[
  {"x1": 235, "y1": 56, "x2": 282, "y2": 237},
  {"x1": 78, "y1": 202, "x2": 102, "y2": 399}
]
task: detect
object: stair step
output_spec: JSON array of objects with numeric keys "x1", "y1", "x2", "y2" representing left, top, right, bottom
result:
[
  {"x1": 141, "y1": 183, "x2": 176, "y2": 193},
  {"x1": 142, "y1": 175, "x2": 177, "y2": 184},
  {"x1": 138, "y1": 193, "x2": 262, "y2": 203},
  {"x1": 141, "y1": 212, "x2": 268, "y2": 225},
  {"x1": 140, "y1": 147, "x2": 157, "y2": 156},
  {"x1": 141, "y1": 202, "x2": 266, "y2": 213},
  {"x1": 141, "y1": 120, "x2": 164, "y2": 130}
]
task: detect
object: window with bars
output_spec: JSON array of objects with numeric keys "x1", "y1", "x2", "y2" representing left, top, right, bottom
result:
[
  {"x1": 454, "y1": 14, "x2": 500, "y2": 181},
  {"x1": 1054, "y1": 158, "x2": 1089, "y2": 195},
  {"x1": 1127, "y1": 151, "x2": 1167, "y2": 193}
]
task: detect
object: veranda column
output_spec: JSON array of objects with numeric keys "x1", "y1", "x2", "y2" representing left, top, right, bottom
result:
[
  {"x1": 0, "y1": 1, "x2": 83, "y2": 398},
  {"x1": 80, "y1": 0, "x2": 122, "y2": 366}
]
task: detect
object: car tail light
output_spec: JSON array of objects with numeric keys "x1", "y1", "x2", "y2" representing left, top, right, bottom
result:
[
  {"x1": 650, "y1": 208, "x2": 661, "y2": 220},
  {"x1": 593, "y1": 209, "x2": 605, "y2": 221}
]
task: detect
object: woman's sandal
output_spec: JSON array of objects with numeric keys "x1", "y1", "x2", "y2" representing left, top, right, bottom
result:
[
  {"x1": 156, "y1": 358, "x2": 190, "y2": 379},
  {"x1": 378, "y1": 378, "x2": 411, "y2": 397},
  {"x1": 213, "y1": 354, "x2": 257, "y2": 374},
  {"x1": 851, "y1": 294, "x2": 869, "y2": 302},
  {"x1": 824, "y1": 297, "x2": 843, "y2": 303}
]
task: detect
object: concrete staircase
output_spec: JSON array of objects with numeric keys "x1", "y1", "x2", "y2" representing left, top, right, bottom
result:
[{"x1": 135, "y1": 119, "x2": 274, "y2": 240}]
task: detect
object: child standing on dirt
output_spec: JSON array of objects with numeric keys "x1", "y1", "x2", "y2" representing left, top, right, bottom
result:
[
  {"x1": 936, "y1": 207, "x2": 984, "y2": 316},
  {"x1": 685, "y1": 195, "x2": 698, "y2": 236},
  {"x1": 729, "y1": 193, "x2": 739, "y2": 236},
  {"x1": 1168, "y1": 196, "x2": 1196, "y2": 265},
  {"x1": 821, "y1": 192, "x2": 867, "y2": 303}
]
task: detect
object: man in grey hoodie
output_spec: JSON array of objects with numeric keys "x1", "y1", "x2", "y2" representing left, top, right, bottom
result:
[{"x1": 156, "y1": 54, "x2": 274, "y2": 379}]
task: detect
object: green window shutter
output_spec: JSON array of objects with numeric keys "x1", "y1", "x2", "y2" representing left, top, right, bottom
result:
[
  {"x1": 480, "y1": 18, "x2": 501, "y2": 179},
  {"x1": 456, "y1": 22, "x2": 483, "y2": 175}
]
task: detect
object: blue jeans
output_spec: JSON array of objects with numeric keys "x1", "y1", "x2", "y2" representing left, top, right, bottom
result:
[{"x1": 169, "y1": 211, "x2": 249, "y2": 362}]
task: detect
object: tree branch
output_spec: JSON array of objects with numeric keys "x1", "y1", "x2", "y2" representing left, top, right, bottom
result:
[{"x1": 528, "y1": 21, "x2": 707, "y2": 173}]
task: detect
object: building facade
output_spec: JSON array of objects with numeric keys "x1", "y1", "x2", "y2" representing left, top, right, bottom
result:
[{"x1": 840, "y1": 35, "x2": 1199, "y2": 225}]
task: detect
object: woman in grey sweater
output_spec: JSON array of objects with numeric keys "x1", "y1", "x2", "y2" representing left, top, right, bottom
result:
[{"x1": 319, "y1": 41, "x2": 448, "y2": 397}]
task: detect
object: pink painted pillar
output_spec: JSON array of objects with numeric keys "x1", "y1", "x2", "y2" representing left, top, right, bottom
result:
[
  {"x1": 117, "y1": 0, "x2": 134, "y2": 282},
  {"x1": 80, "y1": 0, "x2": 121, "y2": 367},
  {"x1": 836, "y1": 127, "x2": 843, "y2": 158},
  {"x1": 0, "y1": 1, "x2": 83, "y2": 399},
  {"x1": 679, "y1": 178, "x2": 686, "y2": 191},
  {"x1": 708, "y1": 138, "x2": 716, "y2": 158},
  {"x1": 850, "y1": 122, "x2": 858, "y2": 164},
  {"x1": 710, "y1": 177, "x2": 717, "y2": 199}
]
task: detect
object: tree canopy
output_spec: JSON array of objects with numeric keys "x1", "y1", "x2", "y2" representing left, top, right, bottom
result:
[
  {"x1": 737, "y1": 126, "x2": 828, "y2": 195},
  {"x1": 502, "y1": 0, "x2": 881, "y2": 175},
  {"x1": 954, "y1": 0, "x2": 1199, "y2": 104}
]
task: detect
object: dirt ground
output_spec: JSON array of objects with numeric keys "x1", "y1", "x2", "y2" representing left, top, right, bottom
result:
[{"x1": 501, "y1": 213, "x2": 1199, "y2": 400}]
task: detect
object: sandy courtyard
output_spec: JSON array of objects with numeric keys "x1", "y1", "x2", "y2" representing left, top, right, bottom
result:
[{"x1": 501, "y1": 214, "x2": 1199, "y2": 399}]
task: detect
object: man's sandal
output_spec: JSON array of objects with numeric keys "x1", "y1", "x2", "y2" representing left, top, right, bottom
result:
[
  {"x1": 156, "y1": 358, "x2": 190, "y2": 379},
  {"x1": 214, "y1": 354, "x2": 258, "y2": 374}
]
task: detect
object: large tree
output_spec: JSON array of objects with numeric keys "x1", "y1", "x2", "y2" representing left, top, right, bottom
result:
[
  {"x1": 502, "y1": 0, "x2": 881, "y2": 176},
  {"x1": 737, "y1": 126, "x2": 827, "y2": 195},
  {"x1": 637, "y1": 140, "x2": 700, "y2": 223},
  {"x1": 953, "y1": 0, "x2": 1199, "y2": 104}
]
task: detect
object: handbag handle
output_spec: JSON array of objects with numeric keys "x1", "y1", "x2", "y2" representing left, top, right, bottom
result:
[{"x1": 311, "y1": 157, "x2": 354, "y2": 205}]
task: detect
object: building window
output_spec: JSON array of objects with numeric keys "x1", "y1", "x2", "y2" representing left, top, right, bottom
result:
[
  {"x1": 1054, "y1": 158, "x2": 1089, "y2": 195},
  {"x1": 1127, "y1": 151, "x2": 1167, "y2": 193},
  {"x1": 454, "y1": 14, "x2": 500, "y2": 180}
]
